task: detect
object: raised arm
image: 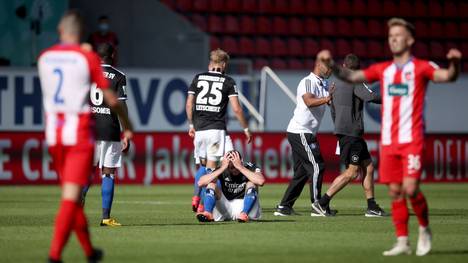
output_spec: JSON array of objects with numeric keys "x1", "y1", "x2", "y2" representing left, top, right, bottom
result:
[
  {"x1": 230, "y1": 151, "x2": 265, "y2": 186},
  {"x1": 354, "y1": 83, "x2": 382, "y2": 104},
  {"x1": 433, "y1": 49, "x2": 462, "y2": 83},
  {"x1": 198, "y1": 154, "x2": 229, "y2": 187},
  {"x1": 331, "y1": 64, "x2": 368, "y2": 84}
]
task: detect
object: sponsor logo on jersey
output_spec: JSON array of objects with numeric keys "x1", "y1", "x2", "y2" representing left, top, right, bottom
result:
[{"x1": 388, "y1": 83, "x2": 409, "y2": 96}]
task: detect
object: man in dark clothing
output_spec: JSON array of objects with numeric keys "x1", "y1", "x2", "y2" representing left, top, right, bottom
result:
[{"x1": 312, "y1": 54, "x2": 388, "y2": 217}]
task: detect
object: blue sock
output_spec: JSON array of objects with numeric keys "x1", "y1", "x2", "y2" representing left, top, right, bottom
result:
[
  {"x1": 200, "y1": 168, "x2": 214, "y2": 203},
  {"x1": 193, "y1": 166, "x2": 206, "y2": 196},
  {"x1": 101, "y1": 174, "x2": 115, "y2": 219},
  {"x1": 204, "y1": 188, "x2": 216, "y2": 213},
  {"x1": 242, "y1": 188, "x2": 258, "y2": 214},
  {"x1": 80, "y1": 184, "x2": 90, "y2": 205}
]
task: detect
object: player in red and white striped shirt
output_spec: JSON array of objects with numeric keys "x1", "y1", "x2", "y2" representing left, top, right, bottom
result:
[
  {"x1": 329, "y1": 18, "x2": 462, "y2": 256},
  {"x1": 38, "y1": 11, "x2": 133, "y2": 263}
]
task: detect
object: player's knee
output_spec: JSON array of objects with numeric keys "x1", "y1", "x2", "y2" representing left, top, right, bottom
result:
[
  {"x1": 345, "y1": 165, "x2": 359, "y2": 180},
  {"x1": 404, "y1": 186, "x2": 419, "y2": 198}
]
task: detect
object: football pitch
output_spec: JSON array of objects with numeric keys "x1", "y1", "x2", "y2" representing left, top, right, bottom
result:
[{"x1": 1, "y1": 184, "x2": 467, "y2": 263}]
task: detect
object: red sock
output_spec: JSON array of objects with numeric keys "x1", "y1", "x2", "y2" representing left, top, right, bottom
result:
[
  {"x1": 49, "y1": 200, "x2": 78, "y2": 260},
  {"x1": 392, "y1": 198, "x2": 409, "y2": 237},
  {"x1": 74, "y1": 206, "x2": 94, "y2": 257},
  {"x1": 410, "y1": 191, "x2": 429, "y2": 227}
]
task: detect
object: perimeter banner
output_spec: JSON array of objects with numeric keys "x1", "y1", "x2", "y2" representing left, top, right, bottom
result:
[{"x1": 0, "y1": 132, "x2": 467, "y2": 185}]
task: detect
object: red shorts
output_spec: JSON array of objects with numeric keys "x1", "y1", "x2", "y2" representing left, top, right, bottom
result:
[
  {"x1": 48, "y1": 143, "x2": 94, "y2": 186},
  {"x1": 379, "y1": 143, "x2": 424, "y2": 184}
]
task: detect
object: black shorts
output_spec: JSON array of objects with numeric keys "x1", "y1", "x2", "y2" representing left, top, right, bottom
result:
[{"x1": 338, "y1": 135, "x2": 371, "y2": 166}]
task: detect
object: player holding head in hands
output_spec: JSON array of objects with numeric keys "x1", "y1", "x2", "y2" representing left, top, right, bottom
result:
[
  {"x1": 186, "y1": 49, "x2": 252, "y2": 212},
  {"x1": 38, "y1": 10, "x2": 133, "y2": 263},
  {"x1": 196, "y1": 150, "x2": 265, "y2": 222},
  {"x1": 327, "y1": 18, "x2": 462, "y2": 256}
]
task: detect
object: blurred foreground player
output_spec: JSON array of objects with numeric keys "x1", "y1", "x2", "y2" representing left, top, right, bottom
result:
[
  {"x1": 329, "y1": 18, "x2": 462, "y2": 256},
  {"x1": 196, "y1": 151, "x2": 265, "y2": 222},
  {"x1": 81, "y1": 43, "x2": 130, "y2": 226},
  {"x1": 38, "y1": 11, "x2": 133, "y2": 262}
]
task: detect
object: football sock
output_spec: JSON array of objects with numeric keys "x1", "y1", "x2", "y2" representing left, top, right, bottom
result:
[
  {"x1": 367, "y1": 197, "x2": 377, "y2": 210},
  {"x1": 193, "y1": 166, "x2": 206, "y2": 196},
  {"x1": 392, "y1": 198, "x2": 409, "y2": 237},
  {"x1": 409, "y1": 191, "x2": 429, "y2": 227},
  {"x1": 74, "y1": 205, "x2": 93, "y2": 257},
  {"x1": 101, "y1": 174, "x2": 115, "y2": 219},
  {"x1": 80, "y1": 184, "x2": 90, "y2": 206},
  {"x1": 242, "y1": 188, "x2": 258, "y2": 214},
  {"x1": 319, "y1": 193, "x2": 331, "y2": 207},
  {"x1": 203, "y1": 188, "x2": 216, "y2": 213},
  {"x1": 49, "y1": 200, "x2": 78, "y2": 260}
]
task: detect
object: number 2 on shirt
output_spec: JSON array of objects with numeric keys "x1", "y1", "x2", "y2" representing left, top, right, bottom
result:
[
  {"x1": 196, "y1": 80, "x2": 223, "y2": 105},
  {"x1": 53, "y1": 68, "x2": 65, "y2": 104}
]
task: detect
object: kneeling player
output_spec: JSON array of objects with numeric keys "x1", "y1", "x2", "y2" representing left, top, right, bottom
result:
[{"x1": 196, "y1": 151, "x2": 265, "y2": 222}]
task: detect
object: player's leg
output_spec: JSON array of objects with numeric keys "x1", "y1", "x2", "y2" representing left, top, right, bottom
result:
[
  {"x1": 361, "y1": 160, "x2": 389, "y2": 217},
  {"x1": 80, "y1": 141, "x2": 103, "y2": 205},
  {"x1": 197, "y1": 181, "x2": 218, "y2": 222},
  {"x1": 238, "y1": 182, "x2": 259, "y2": 222},
  {"x1": 192, "y1": 135, "x2": 207, "y2": 212},
  {"x1": 99, "y1": 141, "x2": 122, "y2": 226}
]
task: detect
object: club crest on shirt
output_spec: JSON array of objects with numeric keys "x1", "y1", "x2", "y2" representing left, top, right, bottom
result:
[{"x1": 404, "y1": 71, "x2": 414, "y2": 81}]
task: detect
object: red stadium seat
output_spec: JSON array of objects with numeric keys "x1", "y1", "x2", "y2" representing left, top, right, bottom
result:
[
  {"x1": 208, "y1": 15, "x2": 223, "y2": 33},
  {"x1": 225, "y1": 0, "x2": 242, "y2": 12},
  {"x1": 274, "y1": 0, "x2": 289, "y2": 14},
  {"x1": 337, "y1": 18, "x2": 352, "y2": 37},
  {"x1": 413, "y1": 42, "x2": 429, "y2": 59},
  {"x1": 271, "y1": 58, "x2": 287, "y2": 70},
  {"x1": 257, "y1": 17, "x2": 272, "y2": 35},
  {"x1": 429, "y1": 21, "x2": 444, "y2": 39},
  {"x1": 428, "y1": 0, "x2": 443, "y2": 18},
  {"x1": 443, "y1": 0, "x2": 458, "y2": 17},
  {"x1": 209, "y1": 0, "x2": 224, "y2": 12},
  {"x1": 351, "y1": 19, "x2": 367, "y2": 37},
  {"x1": 320, "y1": 39, "x2": 335, "y2": 55},
  {"x1": 210, "y1": 36, "x2": 221, "y2": 50},
  {"x1": 429, "y1": 41, "x2": 445, "y2": 59},
  {"x1": 461, "y1": 23, "x2": 468, "y2": 39},
  {"x1": 444, "y1": 22, "x2": 459, "y2": 39},
  {"x1": 368, "y1": 19, "x2": 384, "y2": 37},
  {"x1": 240, "y1": 16, "x2": 256, "y2": 35},
  {"x1": 258, "y1": 0, "x2": 275, "y2": 14},
  {"x1": 255, "y1": 37, "x2": 271, "y2": 56},
  {"x1": 289, "y1": 17, "x2": 304, "y2": 36},
  {"x1": 160, "y1": 0, "x2": 176, "y2": 9},
  {"x1": 191, "y1": 14, "x2": 207, "y2": 31},
  {"x1": 399, "y1": 0, "x2": 413, "y2": 18},
  {"x1": 382, "y1": 0, "x2": 398, "y2": 17},
  {"x1": 352, "y1": 39, "x2": 367, "y2": 58},
  {"x1": 383, "y1": 42, "x2": 392, "y2": 58},
  {"x1": 290, "y1": 0, "x2": 305, "y2": 14},
  {"x1": 305, "y1": 0, "x2": 321, "y2": 15},
  {"x1": 225, "y1": 15, "x2": 239, "y2": 34},
  {"x1": 273, "y1": 16, "x2": 288, "y2": 35},
  {"x1": 304, "y1": 39, "x2": 320, "y2": 57},
  {"x1": 176, "y1": 0, "x2": 192, "y2": 12},
  {"x1": 461, "y1": 43, "x2": 468, "y2": 57},
  {"x1": 221, "y1": 37, "x2": 239, "y2": 55},
  {"x1": 320, "y1": 18, "x2": 335, "y2": 36},
  {"x1": 414, "y1": 0, "x2": 428, "y2": 17},
  {"x1": 463, "y1": 62, "x2": 468, "y2": 73},
  {"x1": 414, "y1": 20, "x2": 430, "y2": 38},
  {"x1": 336, "y1": 39, "x2": 352, "y2": 57},
  {"x1": 336, "y1": 0, "x2": 351, "y2": 16},
  {"x1": 367, "y1": 1, "x2": 382, "y2": 16},
  {"x1": 239, "y1": 37, "x2": 255, "y2": 56},
  {"x1": 254, "y1": 58, "x2": 269, "y2": 69},
  {"x1": 461, "y1": 2, "x2": 468, "y2": 18},
  {"x1": 242, "y1": 0, "x2": 257, "y2": 13},
  {"x1": 321, "y1": 0, "x2": 335, "y2": 15},
  {"x1": 304, "y1": 18, "x2": 320, "y2": 36},
  {"x1": 351, "y1": 0, "x2": 366, "y2": 16},
  {"x1": 445, "y1": 41, "x2": 458, "y2": 50},
  {"x1": 288, "y1": 59, "x2": 304, "y2": 70},
  {"x1": 193, "y1": 0, "x2": 209, "y2": 12},
  {"x1": 368, "y1": 40, "x2": 384, "y2": 59},
  {"x1": 272, "y1": 38, "x2": 288, "y2": 56},
  {"x1": 304, "y1": 59, "x2": 316, "y2": 70},
  {"x1": 287, "y1": 38, "x2": 304, "y2": 56}
]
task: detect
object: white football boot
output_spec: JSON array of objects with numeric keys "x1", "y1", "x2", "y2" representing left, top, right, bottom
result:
[
  {"x1": 383, "y1": 237, "x2": 412, "y2": 256},
  {"x1": 416, "y1": 226, "x2": 432, "y2": 256}
]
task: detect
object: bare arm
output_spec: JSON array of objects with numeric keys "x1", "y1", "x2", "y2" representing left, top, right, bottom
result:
[
  {"x1": 198, "y1": 157, "x2": 229, "y2": 187},
  {"x1": 230, "y1": 151, "x2": 265, "y2": 186},
  {"x1": 103, "y1": 89, "x2": 133, "y2": 139},
  {"x1": 185, "y1": 94, "x2": 195, "y2": 138},
  {"x1": 302, "y1": 93, "x2": 331, "y2": 107},
  {"x1": 229, "y1": 96, "x2": 252, "y2": 143},
  {"x1": 119, "y1": 101, "x2": 131, "y2": 152},
  {"x1": 433, "y1": 49, "x2": 462, "y2": 83}
]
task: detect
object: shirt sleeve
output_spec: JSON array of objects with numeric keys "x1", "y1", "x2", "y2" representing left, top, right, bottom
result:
[
  {"x1": 245, "y1": 162, "x2": 261, "y2": 173},
  {"x1": 227, "y1": 78, "x2": 239, "y2": 97},
  {"x1": 188, "y1": 75, "x2": 197, "y2": 95},
  {"x1": 422, "y1": 61, "x2": 439, "y2": 81},
  {"x1": 117, "y1": 75, "x2": 127, "y2": 100},
  {"x1": 354, "y1": 83, "x2": 381, "y2": 103},
  {"x1": 87, "y1": 52, "x2": 109, "y2": 89},
  {"x1": 362, "y1": 64, "x2": 382, "y2": 83}
]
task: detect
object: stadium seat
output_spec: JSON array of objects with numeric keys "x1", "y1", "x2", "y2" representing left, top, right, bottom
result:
[
  {"x1": 461, "y1": 43, "x2": 468, "y2": 57},
  {"x1": 304, "y1": 0, "x2": 321, "y2": 15},
  {"x1": 351, "y1": 0, "x2": 366, "y2": 16},
  {"x1": 193, "y1": 0, "x2": 209, "y2": 12},
  {"x1": 225, "y1": 15, "x2": 239, "y2": 34},
  {"x1": 255, "y1": 37, "x2": 271, "y2": 56},
  {"x1": 351, "y1": 19, "x2": 367, "y2": 37},
  {"x1": 461, "y1": 23, "x2": 468, "y2": 39},
  {"x1": 414, "y1": 20, "x2": 430, "y2": 38},
  {"x1": 382, "y1": 0, "x2": 398, "y2": 17},
  {"x1": 413, "y1": 42, "x2": 429, "y2": 59},
  {"x1": 320, "y1": 18, "x2": 336, "y2": 36},
  {"x1": 254, "y1": 58, "x2": 269, "y2": 69},
  {"x1": 272, "y1": 38, "x2": 288, "y2": 56},
  {"x1": 242, "y1": 0, "x2": 257, "y2": 13},
  {"x1": 258, "y1": 0, "x2": 275, "y2": 14},
  {"x1": 320, "y1": 39, "x2": 335, "y2": 55},
  {"x1": 289, "y1": 17, "x2": 304, "y2": 36},
  {"x1": 368, "y1": 19, "x2": 384, "y2": 37},
  {"x1": 367, "y1": 40, "x2": 384, "y2": 59},
  {"x1": 274, "y1": 0, "x2": 290, "y2": 14},
  {"x1": 461, "y1": 2, "x2": 468, "y2": 18},
  {"x1": 383, "y1": 42, "x2": 392, "y2": 58},
  {"x1": 414, "y1": 0, "x2": 428, "y2": 17},
  {"x1": 288, "y1": 58, "x2": 304, "y2": 70},
  {"x1": 210, "y1": 36, "x2": 221, "y2": 50},
  {"x1": 304, "y1": 59, "x2": 316, "y2": 70},
  {"x1": 337, "y1": 18, "x2": 352, "y2": 37},
  {"x1": 428, "y1": 0, "x2": 443, "y2": 18},
  {"x1": 191, "y1": 14, "x2": 207, "y2": 31},
  {"x1": 443, "y1": 0, "x2": 458, "y2": 17},
  {"x1": 256, "y1": 16, "x2": 272, "y2": 35},
  {"x1": 304, "y1": 39, "x2": 320, "y2": 57},
  {"x1": 208, "y1": 15, "x2": 223, "y2": 33},
  {"x1": 240, "y1": 16, "x2": 256, "y2": 35},
  {"x1": 273, "y1": 17, "x2": 288, "y2": 35},
  {"x1": 225, "y1": 0, "x2": 242, "y2": 12},
  {"x1": 209, "y1": 0, "x2": 224, "y2": 12},
  {"x1": 287, "y1": 38, "x2": 304, "y2": 56},
  {"x1": 352, "y1": 39, "x2": 367, "y2": 58},
  {"x1": 336, "y1": 39, "x2": 352, "y2": 57},
  {"x1": 290, "y1": 0, "x2": 305, "y2": 14},
  {"x1": 271, "y1": 58, "x2": 287, "y2": 70},
  {"x1": 239, "y1": 37, "x2": 255, "y2": 56},
  {"x1": 335, "y1": 0, "x2": 351, "y2": 16},
  {"x1": 463, "y1": 62, "x2": 468, "y2": 73},
  {"x1": 444, "y1": 22, "x2": 459, "y2": 39},
  {"x1": 430, "y1": 41, "x2": 445, "y2": 59},
  {"x1": 445, "y1": 41, "x2": 458, "y2": 50},
  {"x1": 429, "y1": 21, "x2": 444, "y2": 39},
  {"x1": 221, "y1": 37, "x2": 239, "y2": 55},
  {"x1": 399, "y1": 0, "x2": 413, "y2": 18},
  {"x1": 321, "y1": 0, "x2": 335, "y2": 15},
  {"x1": 175, "y1": 0, "x2": 192, "y2": 12},
  {"x1": 304, "y1": 18, "x2": 320, "y2": 36},
  {"x1": 160, "y1": 0, "x2": 176, "y2": 9},
  {"x1": 367, "y1": 1, "x2": 382, "y2": 16}
]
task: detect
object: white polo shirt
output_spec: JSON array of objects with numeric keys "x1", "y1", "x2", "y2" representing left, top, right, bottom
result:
[{"x1": 287, "y1": 73, "x2": 329, "y2": 135}]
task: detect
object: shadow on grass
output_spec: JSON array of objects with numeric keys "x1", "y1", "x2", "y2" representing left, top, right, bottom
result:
[
  {"x1": 123, "y1": 219, "x2": 295, "y2": 227},
  {"x1": 430, "y1": 249, "x2": 468, "y2": 255}
]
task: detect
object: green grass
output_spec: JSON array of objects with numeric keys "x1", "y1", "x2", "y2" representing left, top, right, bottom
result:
[{"x1": 1, "y1": 184, "x2": 467, "y2": 263}]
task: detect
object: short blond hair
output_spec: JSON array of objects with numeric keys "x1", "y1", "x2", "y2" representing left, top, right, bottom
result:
[
  {"x1": 388, "y1": 17, "x2": 415, "y2": 37},
  {"x1": 210, "y1": 48, "x2": 230, "y2": 64},
  {"x1": 58, "y1": 10, "x2": 83, "y2": 36}
]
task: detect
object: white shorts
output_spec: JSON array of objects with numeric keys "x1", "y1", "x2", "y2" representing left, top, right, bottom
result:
[
  {"x1": 213, "y1": 192, "x2": 262, "y2": 222},
  {"x1": 194, "y1": 129, "x2": 226, "y2": 162},
  {"x1": 94, "y1": 140, "x2": 122, "y2": 168},
  {"x1": 194, "y1": 134, "x2": 234, "y2": 164}
]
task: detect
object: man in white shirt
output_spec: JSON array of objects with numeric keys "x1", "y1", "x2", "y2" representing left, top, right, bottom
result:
[{"x1": 274, "y1": 50, "x2": 334, "y2": 217}]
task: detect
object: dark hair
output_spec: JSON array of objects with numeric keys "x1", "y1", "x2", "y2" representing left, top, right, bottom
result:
[
  {"x1": 98, "y1": 15, "x2": 109, "y2": 21},
  {"x1": 227, "y1": 150, "x2": 242, "y2": 160},
  {"x1": 343, "y1": 54, "x2": 360, "y2": 70},
  {"x1": 96, "y1": 43, "x2": 114, "y2": 63}
]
